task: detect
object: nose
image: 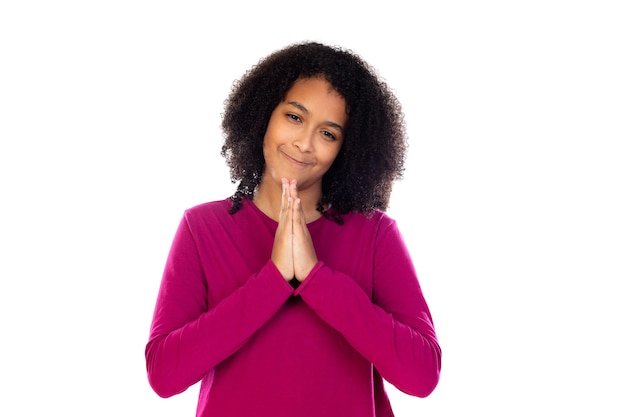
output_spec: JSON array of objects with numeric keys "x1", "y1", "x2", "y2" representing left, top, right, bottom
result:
[{"x1": 293, "y1": 128, "x2": 315, "y2": 152}]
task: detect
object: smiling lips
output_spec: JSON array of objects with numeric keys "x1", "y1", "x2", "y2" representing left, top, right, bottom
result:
[{"x1": 283, "y1": 151, "x2": 312, "y2": 167}]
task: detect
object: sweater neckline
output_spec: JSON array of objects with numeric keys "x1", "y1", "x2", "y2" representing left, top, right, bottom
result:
[{"x1": 243, "y1": 197, "x2": 328, "y2": 228}]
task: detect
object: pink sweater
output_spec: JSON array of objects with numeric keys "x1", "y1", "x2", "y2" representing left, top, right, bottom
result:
[{"x1": 146, "y1": 198, "x2": 441, "y2": 417}]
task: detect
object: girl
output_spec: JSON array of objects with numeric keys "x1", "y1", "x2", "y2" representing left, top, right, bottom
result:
[{"x1": 145, "y1": 41, "x2": 441, "y2": 417}]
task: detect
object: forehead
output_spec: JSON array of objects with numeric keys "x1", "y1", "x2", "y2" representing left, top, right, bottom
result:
[
  {"x1": 288, "y1": 76, "x2": 333, "y2": 91},
  {"x1": 283, "y1": 78, "x2": 347, "y2": 114}
]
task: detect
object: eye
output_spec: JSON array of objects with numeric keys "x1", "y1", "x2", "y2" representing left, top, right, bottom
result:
[
  {"x1": 286, "y1": 113, "x2": 302, "y2": 123},
  {"x1": 321, "y1": 130, "x2": 337, "y2": 141}
]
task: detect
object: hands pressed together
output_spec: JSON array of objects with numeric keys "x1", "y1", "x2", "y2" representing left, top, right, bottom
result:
[{"x1": 271, "y1": 178, "x2": 319, "y2": 283}]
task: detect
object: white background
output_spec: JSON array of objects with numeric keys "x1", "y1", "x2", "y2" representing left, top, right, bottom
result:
[{"x1": 1, "y1": 1, "x2": 625, "y2": 416}]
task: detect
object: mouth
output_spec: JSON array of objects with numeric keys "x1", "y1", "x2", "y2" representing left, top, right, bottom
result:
[{"x1": 282, "y1": 151, "x2": 312, "y2": 167}]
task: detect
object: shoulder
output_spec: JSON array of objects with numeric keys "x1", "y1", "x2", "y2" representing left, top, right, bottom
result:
[
  {"x1": 331, "y1": 210, "x2": 398, "y2": 237},
  {"x1": 183, "y1": 198, "x2": 231, "y2": 218},
  {"x1": 181, "y1": 197, "x2": 269, "y2": 231},
  {"x1": 339, "y1": 209, "x2": 396, "y2": 229},
  {"x1": 180, "y1": 198, "x2": 235, "y2": 228}
]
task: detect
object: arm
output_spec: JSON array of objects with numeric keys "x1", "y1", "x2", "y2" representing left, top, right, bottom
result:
[
  {"x1": 145, "y1": 212, "x2": 294, "y2": 398},
  {"x1": 295, "y1": 220, "x2": 441, "y2": 397}
]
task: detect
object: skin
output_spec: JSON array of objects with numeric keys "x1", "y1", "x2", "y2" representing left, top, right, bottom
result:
[{"x1": 253, "y1": 77, "x2": 348, "y2": 283}]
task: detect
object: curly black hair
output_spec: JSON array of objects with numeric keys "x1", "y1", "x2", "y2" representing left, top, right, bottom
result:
[{"x1": 221, "y1": 41, "x2": 408, "y2": 224}]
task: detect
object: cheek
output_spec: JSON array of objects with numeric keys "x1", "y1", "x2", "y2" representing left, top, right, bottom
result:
[
  {"x1": 263, "y1": 112, "x2": 282, "y2": 139},
  {"x1": 321, "y1": 144, "x2": 342, "y2": 166},
  {"x1": 261, "y1": 138, "x2": 272, "y2": 164},
  {"x1": 262, "y1": 122, "x2": 281, "y2": 150}
]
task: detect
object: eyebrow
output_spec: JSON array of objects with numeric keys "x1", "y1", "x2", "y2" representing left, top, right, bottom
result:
[{"x1": 287, "y1": 101, "x2": 344, "y2": 132}]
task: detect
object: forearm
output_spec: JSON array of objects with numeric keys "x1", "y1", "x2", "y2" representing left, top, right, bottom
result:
[
  {"x1": 296, "y1": 263, "x2": 441, "y2": 397},
  {"x1": 146, "y1": 261, "x2": 293, "y2": 397}
]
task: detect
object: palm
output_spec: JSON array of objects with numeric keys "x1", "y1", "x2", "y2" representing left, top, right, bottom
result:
[{"x1": 271, "y1": 179, "x2": 318, "y2": 282}]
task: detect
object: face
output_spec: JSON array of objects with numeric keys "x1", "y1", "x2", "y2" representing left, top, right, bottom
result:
[{"x1": 262, "y1": 77, "x2": 347, "y2": 192}]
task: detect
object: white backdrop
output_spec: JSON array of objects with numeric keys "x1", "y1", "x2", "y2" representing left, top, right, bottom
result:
[{"x1": 1, "y1": 1, "x2": 625, "y2": 416}]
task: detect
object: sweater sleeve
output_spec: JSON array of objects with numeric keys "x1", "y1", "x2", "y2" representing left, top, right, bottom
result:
[
  {"x1": 145, "y1": 213, "x2": 294, "y2": 398},
  {"x1": 295, "y1": 219, "x2": 441, "y2": 398}
]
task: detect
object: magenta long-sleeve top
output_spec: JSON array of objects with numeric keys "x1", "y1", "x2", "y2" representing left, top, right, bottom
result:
[{"x1": 145, "y1": 198, "x2": 441, "y2": 417}]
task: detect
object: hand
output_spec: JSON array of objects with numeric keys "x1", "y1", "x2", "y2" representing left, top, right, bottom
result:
[
  {"x1": 288, "y1": 181, "x2": 318, "y2": 282},
  {"x1": 271, "y1": 179, "x2": 318, "y2": 283},
  {"x1": 271, "y1": 178, "x2": 295, "y2": 281}
]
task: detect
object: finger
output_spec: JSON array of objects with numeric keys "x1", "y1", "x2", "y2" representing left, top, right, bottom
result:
[
  {"x1": 292, "y1": 196, "x2": 305, "y2": 227},
  {"x1": 292, "y1": 197, "x2": 318, "y2": 281},
  {"x1": 271, "y1": 178, "x2": 295, "y2": 280},
  {"x1": 289, "y1": 178, "x2": 298, "y2": 200},
  {"x1": 280, "y1": 178, "x2": 290, "y2": 219}
]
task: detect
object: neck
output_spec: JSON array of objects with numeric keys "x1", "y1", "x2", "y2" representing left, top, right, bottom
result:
[{"x1": 253, "y1": 177, "x2": 323, "y2": 223}]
